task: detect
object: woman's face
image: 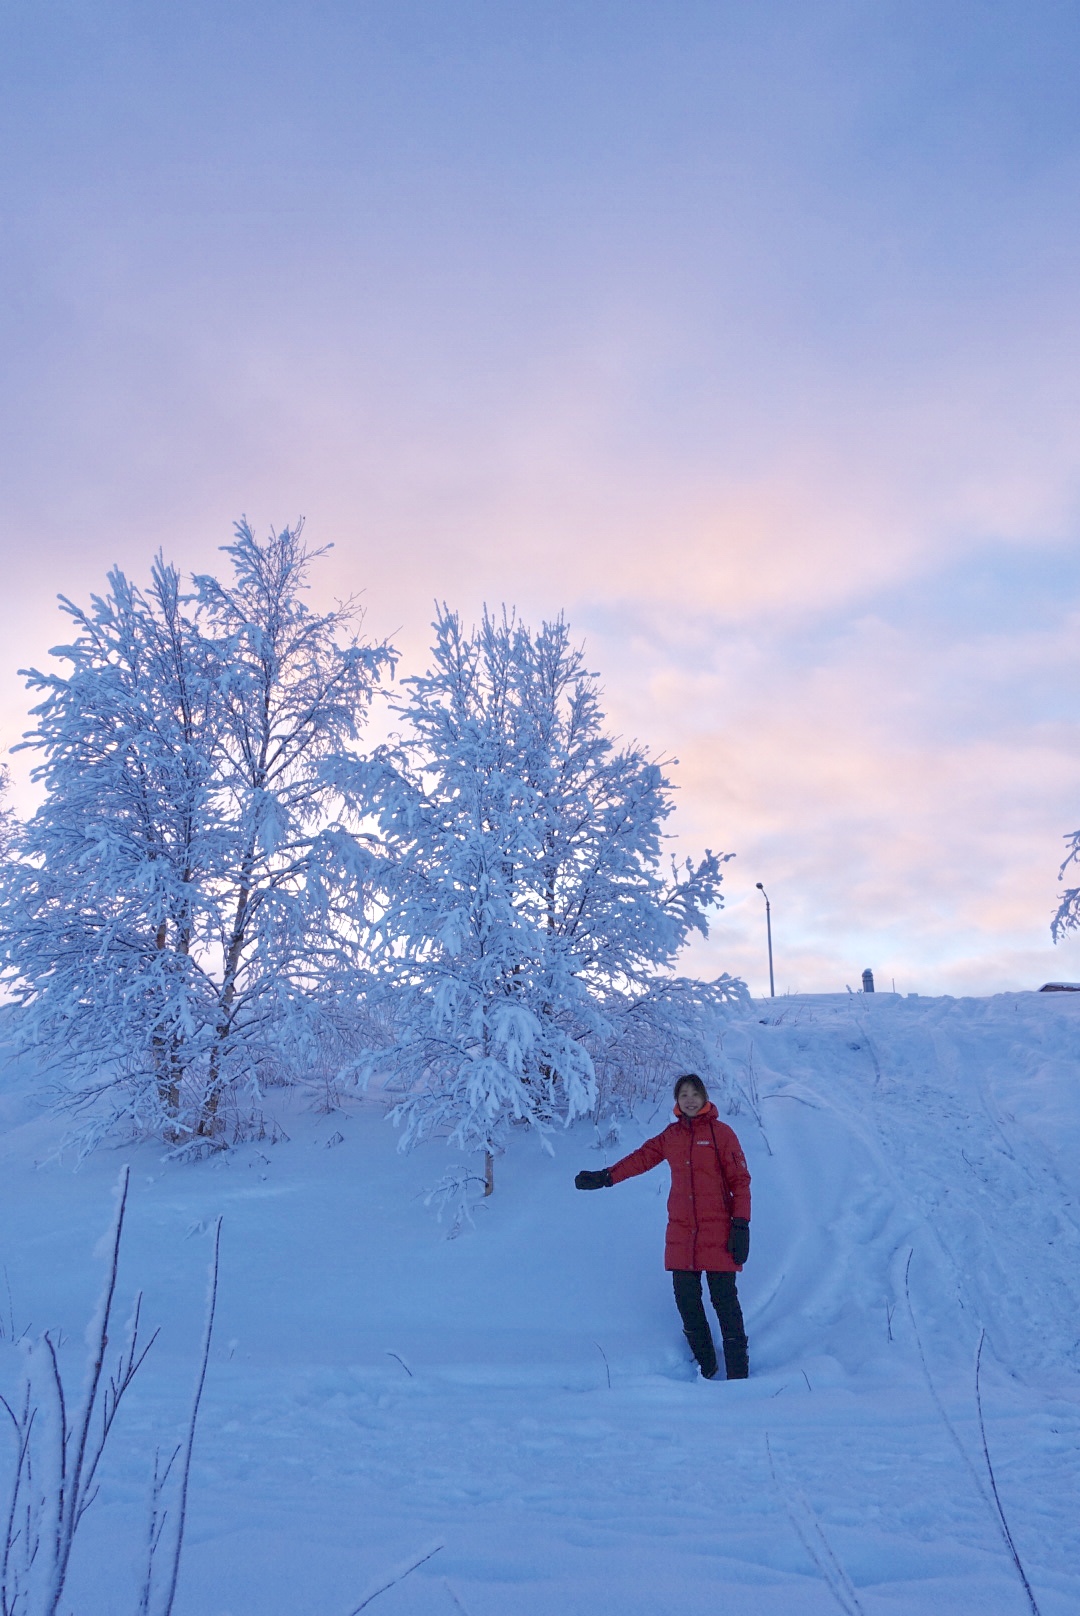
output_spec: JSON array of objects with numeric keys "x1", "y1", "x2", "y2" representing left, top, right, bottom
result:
[{"x1": 676, "y1": 1083, "x2": 705, "y2": 1117}]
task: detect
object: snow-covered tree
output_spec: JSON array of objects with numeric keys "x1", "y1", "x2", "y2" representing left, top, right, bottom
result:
[
  {"x1": 0, "y1": 762, "x2": 16, "y2": 862},
  {"x1": 185, "y1": 522, "x2": 394, "y2": 1132},
  {"x1": 0, "y1": 558, "x2": 217, "y2": 1134},
  {"x1": 0, "y1": 522, "x2": 393, "y2": 1145},
  {"x1": 1053, "y1": 829, "x2": 1080, "y2": 942},
  {"x1": 510, "y1": 613, "x2": 733, "y2": 1002},
  {"x1": 366, "y1": 607, "x2": 743, "y2": 1186}
]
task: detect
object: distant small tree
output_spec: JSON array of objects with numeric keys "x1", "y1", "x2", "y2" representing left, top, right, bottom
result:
[
  {"x1": 366, "y1": 607, "x2": 742, "y2": 1188},
  {"x1": 1053, "y1": 828, "x2": 1080, "y2": 943},
  {"x1": 0, "y1": 522, "x2": 393, "y2": 1146}
]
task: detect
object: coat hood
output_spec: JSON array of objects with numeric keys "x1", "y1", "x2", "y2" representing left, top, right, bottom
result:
[{"x1": 672, "y1": 1100, "x2": 720, "y2": 1123}]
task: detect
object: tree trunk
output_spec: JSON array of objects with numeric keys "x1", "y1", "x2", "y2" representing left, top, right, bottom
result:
[
  {"x1": 151, "y1": 920, "x2": 182, "y2": 1128},
  {"x1": 484, "y1": 1151, "x2": 494, "y2": 1197},
  {"x1": 200, "y1": 862, "x2": 254, "y2": 1137}
]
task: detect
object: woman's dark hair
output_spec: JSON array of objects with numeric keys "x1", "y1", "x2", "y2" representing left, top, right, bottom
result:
[{"x1": 673, "y1": 1073, "x2": 708, "y2": 1103}]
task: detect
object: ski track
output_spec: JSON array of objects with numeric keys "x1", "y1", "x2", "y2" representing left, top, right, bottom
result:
[{"x1": 0, "y1": 994, "x2": 1078, "y2": 1615}]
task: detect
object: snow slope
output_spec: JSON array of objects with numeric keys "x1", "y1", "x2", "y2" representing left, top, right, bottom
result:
[{"x1": 0, "y1": 992, "x2": 1077, "y2": 1615}]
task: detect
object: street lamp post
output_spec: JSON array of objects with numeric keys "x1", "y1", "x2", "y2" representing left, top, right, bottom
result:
[{"x1": 756, "y1": 882, "x2": 775, "y2": 998}]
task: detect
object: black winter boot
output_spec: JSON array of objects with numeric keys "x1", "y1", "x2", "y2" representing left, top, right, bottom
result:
[
  {"x1": 685, "y1": 1329, "x2": 718, "y2": 1378},
  {"x1": 722, "y1": 1338, "x2": 749, "y2": 1380}
]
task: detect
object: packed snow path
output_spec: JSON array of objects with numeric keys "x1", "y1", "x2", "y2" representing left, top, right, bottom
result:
[{"x1": 0, "y1": 993, "x2": 1077, "y2": 1614}]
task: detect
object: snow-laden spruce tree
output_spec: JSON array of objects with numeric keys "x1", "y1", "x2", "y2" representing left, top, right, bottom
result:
[
  {"x1": 366, "y1": 606, "x2": 743, "y2": 1189},
  {"x1": 0, "y1": 522, "x2": 393, "y2": 1146}
]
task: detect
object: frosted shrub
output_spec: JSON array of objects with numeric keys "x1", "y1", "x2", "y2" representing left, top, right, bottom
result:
[{"x1": 590, "y1": 974, "x2": 745, "y2": 1121}]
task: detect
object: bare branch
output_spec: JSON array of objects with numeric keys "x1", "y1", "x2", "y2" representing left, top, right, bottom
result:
[
  {"x1": 345, "y1": 1542, "x2": 445, "y2": 1615},
  {"x1": 158, "y1": 1216, "x2": 222, "y2": 1616},
  {"x1": 975, "y1": 1331, "x2": 1042, "y2": 1616}
]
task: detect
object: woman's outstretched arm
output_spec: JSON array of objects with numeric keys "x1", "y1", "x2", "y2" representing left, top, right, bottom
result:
[
  {"x1": 607, "y1": 1131, "x2": 668, "y2": 1184},
  {"x1": 575, "y1": 1129, "x2": 668, "y2": 1189}
]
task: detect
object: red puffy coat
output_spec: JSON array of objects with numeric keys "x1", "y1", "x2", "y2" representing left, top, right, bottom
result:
[{"x1": 609, "y1": 1102, "x2": 751, "y2": 1272}]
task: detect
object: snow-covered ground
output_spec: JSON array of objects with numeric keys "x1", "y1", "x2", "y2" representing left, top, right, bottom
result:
[{"x1": 0, "y1": 991, "x2": 1078, "y2": 1615}]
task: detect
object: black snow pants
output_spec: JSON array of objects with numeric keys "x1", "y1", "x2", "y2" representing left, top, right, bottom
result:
[{"x1": 672, "y1": 1269, "x2": 748, "y2": 1379}]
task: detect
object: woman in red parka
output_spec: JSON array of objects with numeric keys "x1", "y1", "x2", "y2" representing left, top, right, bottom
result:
[{"x1": 575, "y1": 1073, "x2": 751, "y2": 1380}]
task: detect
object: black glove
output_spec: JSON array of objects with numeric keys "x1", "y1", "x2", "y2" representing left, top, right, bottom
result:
[
  {"x1": 727, "y1": 1217, "x2": 750, "y2": 1265},
  {"x1": 575, "y1": 1168, "x2": 613, "y2": 1190}
]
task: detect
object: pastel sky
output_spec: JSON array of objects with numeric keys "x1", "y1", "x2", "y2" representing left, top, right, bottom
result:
[{"x1": 3, "y1": 1, "x2": 1080, "y2": 996}]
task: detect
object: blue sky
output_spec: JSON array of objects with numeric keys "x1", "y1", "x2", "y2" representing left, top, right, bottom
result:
[{"x1": 3, "y1": 1, "x2": 1080, "y2": 993}]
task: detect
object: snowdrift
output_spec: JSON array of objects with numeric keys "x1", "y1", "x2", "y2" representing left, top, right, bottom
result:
[{"x1": 0, "y1": 991, "x2": 1077, "y2": 1614}]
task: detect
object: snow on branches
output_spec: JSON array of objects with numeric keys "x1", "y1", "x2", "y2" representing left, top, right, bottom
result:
[
  {"x1": 0, "y1": 522, "x2": 394, "y2": 1146},
  {"x1": 364, "y1": 607, "x2": 745, "y2": 1173},
  {"x1": 0, "y1": 763, "x2": 15, "y2": 863},
  {"x1": 1053, "y1": 826, "x2": 1080, "y2": 942},
  {"x1": 0, "y1": 542, "x2": 744, "y2": 1170}
]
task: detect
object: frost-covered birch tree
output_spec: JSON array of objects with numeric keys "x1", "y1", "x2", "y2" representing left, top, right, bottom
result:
[
  {"x1": 0, "y1": 558, "x2": 218, "y2": 1136},
  {"x1": 0, "y1": 522, "x2": 393, "y2": 1146},
  {"x1": 185, "y1": 522, "x2": 393, "y2": 1133},
  {"x1": 367, "y1": 607, "x2": 742, "y2": 1185},
  {"x1": 510, "y1": 613, "x2": 745, "y2": 1107},
  {"x1": 512, "y1": 613, "x2": 734, "y2": 1000}
]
